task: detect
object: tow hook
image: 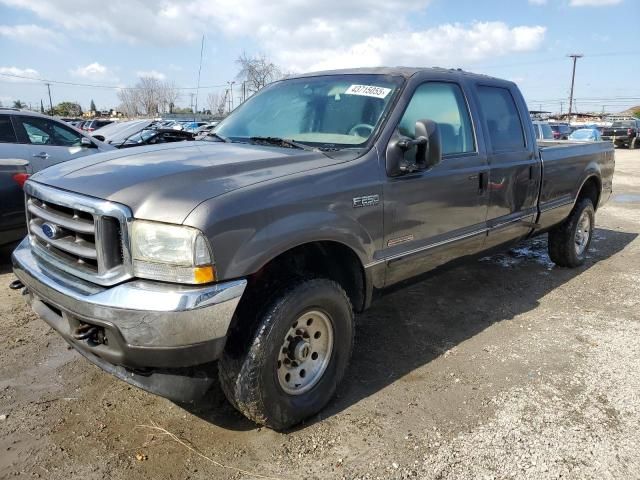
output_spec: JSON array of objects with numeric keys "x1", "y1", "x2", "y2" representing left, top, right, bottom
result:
[
  {"x1": 9, "y1": 279, "x2": 24, "y2": 290},
  {"x1": 72, "y1": 323, "x2": 100, "y2": 341}
]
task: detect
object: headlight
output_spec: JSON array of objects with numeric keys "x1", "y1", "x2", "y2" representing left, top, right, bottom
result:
[{"x1": 131, "y1": 220, "x2": 215, "y2": 284}]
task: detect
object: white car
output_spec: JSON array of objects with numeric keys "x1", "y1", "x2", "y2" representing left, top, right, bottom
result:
[{"x1": 0, "y1": 108, "x2": 114, "y2": 173}]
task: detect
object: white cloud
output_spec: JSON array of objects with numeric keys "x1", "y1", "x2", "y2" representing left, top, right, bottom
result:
[
  {"x1": 569, "y1": 0, "x2": 622, "y2": 5},
  {"x1": 70, "y1": 62, "x2": 118, "y2": 82},
  {"x1": 0, "y1": 24, "x2": 63, "y2": 48},
  {"x1": 528, "y1": 0, "x2": 548, "y2": 4},
  {"x1": 0, "y1": 66, "x2": 40, "y2": 82},
  {"x1": 0, "y1": 0, "x2": 547, "y2": 72},
  {"x1": 136, "y1": 70, "x2": 166, "y2": 80}
]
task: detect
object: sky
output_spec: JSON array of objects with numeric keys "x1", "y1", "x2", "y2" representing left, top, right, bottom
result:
[{"x1": 0, "y1": 0, "x2": 638, "y2": 114}]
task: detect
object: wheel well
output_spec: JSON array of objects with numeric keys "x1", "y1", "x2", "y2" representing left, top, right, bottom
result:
[
  {"x1": 224, "y1": 242, "x2": 365, "y2": 355},
  {"x1": 249, "y1": 241, "x2": 366, "y2": 313},
  {"x1": 578, "y1": 176, "x2": 601, "y2": 211}
]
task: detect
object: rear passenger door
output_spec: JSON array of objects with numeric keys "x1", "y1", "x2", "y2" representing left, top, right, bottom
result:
[
  {"x1": 0, "y1": 114, "x2": 29, "y2": 162},
  {"x1": 475, "y1": 85, "x2": 541, "y2": 249}
]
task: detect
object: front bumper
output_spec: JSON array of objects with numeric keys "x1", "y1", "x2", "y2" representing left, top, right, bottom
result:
[{"x1": 12, "y1": 238, "x2": 246, "y2": 401}]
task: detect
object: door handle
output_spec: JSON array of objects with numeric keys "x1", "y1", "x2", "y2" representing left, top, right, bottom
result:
[
  {"x1": 478, "y1": 172, "x2": 488, "y2": 194},
  {"x1": 32, "y1": 152, "x2": 50, "y2": 159}
]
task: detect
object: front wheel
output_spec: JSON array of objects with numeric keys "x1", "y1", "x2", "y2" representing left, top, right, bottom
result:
[
  {"x1": 548, "y1": 198, "x2": 595, "y2": 268},
  {"x1": 219, "y1": 278, "x2": 354, "y2": 430}
]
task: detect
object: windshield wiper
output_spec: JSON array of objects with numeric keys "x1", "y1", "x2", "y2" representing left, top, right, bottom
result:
[{"x1": 249, "y1": 136, "x2": 314, "y2": 151}]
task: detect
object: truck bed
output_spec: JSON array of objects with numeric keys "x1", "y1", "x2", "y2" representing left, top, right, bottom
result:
[{"x1": 536, "y1": 141, "x2": 615, "y2": 230}]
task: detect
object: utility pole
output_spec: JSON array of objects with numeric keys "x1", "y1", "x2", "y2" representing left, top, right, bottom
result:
[
  {"x1": 567, "y1": 54, "x2": 583, "y2": 121},
  {"x1": 189, "y1": 92, "x2": 195, "y2": 113},
  {"x1": 45, "y1": 83, "x2": 53, "y2": 114},
  {"x1": 227, "y1": 81, "x2": 236, "y2": 111},
  {"x1": 560, "y1": 101, "x2": 563, "y2": 117}
]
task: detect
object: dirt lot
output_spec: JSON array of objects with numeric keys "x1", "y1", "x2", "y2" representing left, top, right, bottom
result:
[{"x1": 1, "y1": 148, "x2": 639, "y2": 480}]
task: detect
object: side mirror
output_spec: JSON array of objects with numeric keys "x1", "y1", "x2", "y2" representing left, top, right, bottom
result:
[
  {"x1": 80, "y1": 137, "x2": 96, "y2": 148},
  {"x1": 386, "y1": 119, "x2": 442, "y2": 176}
]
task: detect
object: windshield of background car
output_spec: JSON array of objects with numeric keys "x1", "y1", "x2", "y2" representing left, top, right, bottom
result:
[
  {"x1": 540, "y1": 123, "x2": 554, "y2": 139},
  {"x1": 215, "y1": 74, "x2": 403, "y2": 149},
  {"x1": 125, "y1": 129, "x2": 157, "y2": 144}
]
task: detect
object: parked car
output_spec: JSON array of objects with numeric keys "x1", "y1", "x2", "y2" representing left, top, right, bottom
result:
[
  {"x1": 601, "y1": 119, "x2": 640, "y2": 149},
  {"x1": 75, "y1": 120, "x2": 87, "y2": 131},
  {"x1": 91, "y1": 119, "x2": 154, "y2": 144},
  {"x1": 82, "y1": 119, "x2": 114, "y2": 133},
  {"x1": 0, "y1": 109, "x2": 114, "y2": 172},
  {"x1": 0, "y1": 109, "x2": 115, "y2": 242},
  {"x1": 532, "y1": 121, "x2": 554, "y2": 141},
  {"x1": 0, "y1": 159, "x2": 30, "y2": 246},
  {"x1": 12, "y1": 68, "x2": 614, "y2": 430},
  {"x1": 569, "y1": 128, "x2": 602, "y2": 142},
  {"x1": 116, "y1": 127, "x2": 195, "y2": 148},
  {"x1": 549, "y1": 123, "x2": 571, "y2": 140}
]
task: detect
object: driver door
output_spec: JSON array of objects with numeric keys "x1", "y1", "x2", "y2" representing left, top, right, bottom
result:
[{"x1": 382, "y1": 81, "x2": 489, "y2": 285}]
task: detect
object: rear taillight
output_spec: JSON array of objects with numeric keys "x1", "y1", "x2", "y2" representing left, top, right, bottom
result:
[{"x1": 13, "y1": 173, "x2": 30, "y2": 188}]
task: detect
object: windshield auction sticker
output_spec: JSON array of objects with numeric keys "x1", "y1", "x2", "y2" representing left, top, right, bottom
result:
[{"x1": 344, "y1": 85, "x2": 392, "y2": 99}]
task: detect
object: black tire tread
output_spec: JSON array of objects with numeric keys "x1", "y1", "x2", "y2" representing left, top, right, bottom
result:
[
  {"x1": 548, "y1": 198, "x2": 594, "y2": 268},
  {"x1": 219, "y1": 278, "x2": 354, "y2": 429}
]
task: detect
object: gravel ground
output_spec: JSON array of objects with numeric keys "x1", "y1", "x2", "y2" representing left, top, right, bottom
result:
[{"x1": 1, "y1": 148, "x2": 639, "y2": 480}]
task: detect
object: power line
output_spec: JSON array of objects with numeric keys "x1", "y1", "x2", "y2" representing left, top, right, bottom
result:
[{"x1": 0, "y1": 72, "x2": 228, "y2": 90}]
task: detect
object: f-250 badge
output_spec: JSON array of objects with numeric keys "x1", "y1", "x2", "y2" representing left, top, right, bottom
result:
[{"x1": 352, "y1": 195, "x2": 380, "y2": 208}]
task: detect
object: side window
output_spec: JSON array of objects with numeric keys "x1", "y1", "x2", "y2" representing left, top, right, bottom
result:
[
  {"x1": 398, "y1": 82, "x2": 475, "y2": 156},
  {"x1": 0, "y1": 116, "x2": 17, "y2": 143},
  {"x1": 21, "y1": 120, "x2": 51, "y2": 145},
  {"x1": 16, "y1": 117, "x2": 82, "y2": 146},
  {"x1": 51, "y1": 123, "x2": 83, "y2": 146},
  {"x1": 476, "y1": 86, "x2": 526, "y2": 152}
]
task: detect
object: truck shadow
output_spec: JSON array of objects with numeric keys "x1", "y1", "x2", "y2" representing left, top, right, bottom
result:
[{"x1": 185, "y1": 227, "x2": 637, "y2": 431}]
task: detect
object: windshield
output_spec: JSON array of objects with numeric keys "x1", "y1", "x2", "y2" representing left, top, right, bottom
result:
[
  {"x1": 215, "y1": 74, "x2": 403, "y2": 149},
  {"x1": 124, "y1": 129, "x2": 157, "y2": 144}
]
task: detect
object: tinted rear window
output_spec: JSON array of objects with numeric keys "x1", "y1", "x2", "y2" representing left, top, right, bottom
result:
[
  {"x1": 0, "y1": 115, "x2": 17, "y2": 143},
  {"x1": 612, "y1": 121, "x2": 635, "y2": 128},
  {"x1": 477, "y1": 86, "x2": 525, "y2": 151}
]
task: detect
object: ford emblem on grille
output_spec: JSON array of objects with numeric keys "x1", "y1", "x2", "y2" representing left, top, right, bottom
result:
[{"x1": 41, "y1": 223, "x2": 61, "y2": 240}]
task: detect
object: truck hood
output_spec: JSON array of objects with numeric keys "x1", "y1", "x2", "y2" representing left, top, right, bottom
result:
[{"x1": 31, "y1": 141, "x2": 342, "y2": 223}]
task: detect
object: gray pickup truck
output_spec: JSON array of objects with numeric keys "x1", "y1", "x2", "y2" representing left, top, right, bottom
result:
[{"x1": 12, "y1": 67, "x2": 614, "y2": 430}]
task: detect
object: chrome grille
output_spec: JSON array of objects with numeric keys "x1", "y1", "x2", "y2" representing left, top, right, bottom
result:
[{"x1": 24, "y1": 182, "x2": 133, "y2": 286}]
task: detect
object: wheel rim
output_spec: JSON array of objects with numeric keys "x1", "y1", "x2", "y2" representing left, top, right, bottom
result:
[
  {"x1": 574, "y1": 210, "x2": 591, "y2": 256},
  {"x1": 276, "y1": 310, "x2": 334, "y2": 395}
]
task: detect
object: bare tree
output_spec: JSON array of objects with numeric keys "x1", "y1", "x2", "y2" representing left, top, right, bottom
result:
[
  {"x1": 236, "y1": 52, "x2": 282, "y2": 96},
  {"x1": 206, "y1": 92, "x2": 226, "y2": 116},
  {"x1": 117, "y1": 78, "x2": 181, "y2": 117},
  {"x1": 117, "y1": 88, "x2": 140, "y2": 117},
  {"x1": 160, "y1": 81, "x2": 180, "y2": 114}
]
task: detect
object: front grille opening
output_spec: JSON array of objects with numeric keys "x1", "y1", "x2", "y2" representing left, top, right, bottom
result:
[{"x1": 27, "y1": 191, "x2": 127, "y2": 283}]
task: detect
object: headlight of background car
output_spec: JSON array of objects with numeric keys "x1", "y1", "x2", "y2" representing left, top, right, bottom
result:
[{"x1": 131, "y1": 220, "x2": 215, "y2": 284}]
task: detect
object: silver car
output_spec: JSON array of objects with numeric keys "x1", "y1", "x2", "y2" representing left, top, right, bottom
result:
[{"x1": 0, "y1": 108, "x2": 114, "y2": 173}]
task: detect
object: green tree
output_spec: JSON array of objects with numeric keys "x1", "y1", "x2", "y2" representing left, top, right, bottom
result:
[
  {"x1": 53, "y1": 101, "x2": 83, "y2": 117},
  {"x1": 633, "y1": 108, "x2": 640, "y2": 119},
  {"x1": 90, "y1": 99, "x2": 97, "y2": 112},
  {"x1": 12, "y1": 100, "x2": 26, "y2": 109}
]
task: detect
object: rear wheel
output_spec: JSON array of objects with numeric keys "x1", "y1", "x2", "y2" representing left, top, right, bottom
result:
[
  {"x1": 548, "y1": 198, "x2": 595, "y2": 268},
  {"x1": 219, "y1": 278, "x2": 354, "y2": 430}
]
